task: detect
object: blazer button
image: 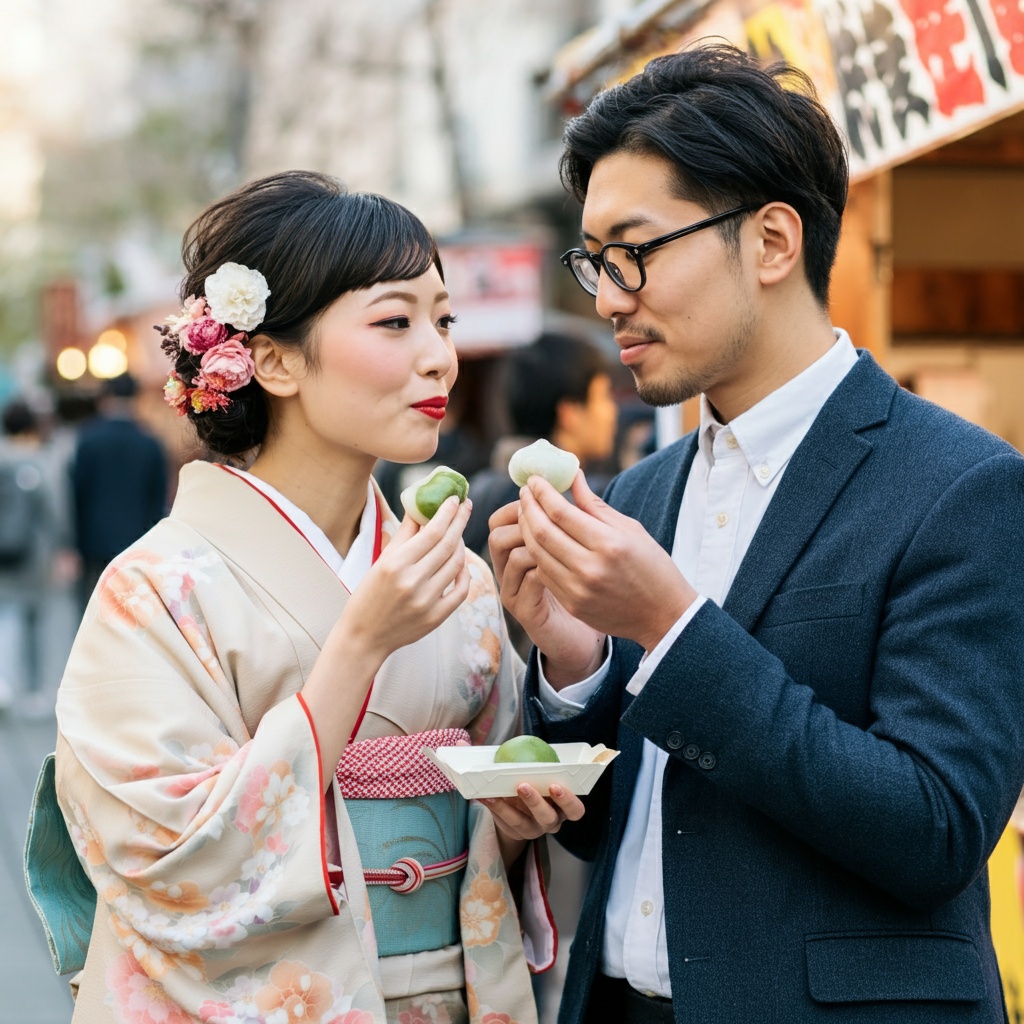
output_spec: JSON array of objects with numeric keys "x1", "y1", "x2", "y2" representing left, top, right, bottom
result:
[
  {"x1": 698, "y1": 752, "x2": 716, "y2": 770},
  {"x1": 666, "y1": 731, "x2": 684, "y2": 750},
  {"x1": 683, "y1": 744, "x2": 700, "y2": 761}
]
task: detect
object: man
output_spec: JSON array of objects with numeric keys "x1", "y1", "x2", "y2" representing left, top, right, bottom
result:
[
  {"x1": 73, "y1": 373, "x2": 166, "y2": 603},
  {"x1": 464, "y1": 332, "x2": 618, "y2": 555},
  {"x1": 487, "y1": 45, "x2": 1024, "y2": 1023}
]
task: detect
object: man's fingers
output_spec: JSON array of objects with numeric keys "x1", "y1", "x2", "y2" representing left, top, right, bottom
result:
[
  {"x1": 525, "y1": 476, "x2": 613, "y2": 550},
  {"x1": 487, "y1": 520, "x2": 524, "y2": 581},
  {"x1": 488, "y1": 500, "x2": 520, "y2": 532}
]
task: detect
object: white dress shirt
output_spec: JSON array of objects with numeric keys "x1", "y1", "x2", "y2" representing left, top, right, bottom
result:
[
  {"x1": 537, "y1": 330, "x2": 859, "y2": 997},
  {"x1": 223, "y1": 467, "x2": 378, "y2": 593}
]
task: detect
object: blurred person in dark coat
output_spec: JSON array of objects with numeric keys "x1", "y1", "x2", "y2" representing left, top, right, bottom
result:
[
  {"x1": 464, "y1": 333, "x2": 618, "y2": 556},
  {"x1": 0, "y1": 399, "x2": 72, "y2": 711},
  {"x1": 72, "y1": 373, "x2": 167, "y2": 604}
]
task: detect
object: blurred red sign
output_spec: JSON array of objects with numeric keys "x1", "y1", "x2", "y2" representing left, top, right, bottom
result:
[{"x1": 438, "y1": 241, "x2": 544, "y2": 354}]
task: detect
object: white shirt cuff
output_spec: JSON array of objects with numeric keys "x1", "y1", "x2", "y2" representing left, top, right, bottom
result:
[
  {"x1": 625, "y1": 596, "x2": 708, "y2": 697},
  {"x1": 536, "y1": 637, "x2": 613, "y2": 719}
]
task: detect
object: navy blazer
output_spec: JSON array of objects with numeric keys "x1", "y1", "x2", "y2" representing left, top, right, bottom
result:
[{"x1": 525, "y1": 352, "x2": 1024, "y2": 1022}]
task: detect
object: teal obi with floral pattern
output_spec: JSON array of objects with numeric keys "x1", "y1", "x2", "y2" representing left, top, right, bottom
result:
[
  {"x1": 345, "y1": 790, "x2": 468, "y2": 957},
  {"x1": 336, "y1": 728, "x2": 472, "y2": 959}
]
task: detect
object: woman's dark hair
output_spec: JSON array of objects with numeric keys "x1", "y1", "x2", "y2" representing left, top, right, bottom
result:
[
  {"x1": 176, "y1": 170, "x2": 443, "y2": 456},
  {"x1": 506, "y1": 333, "x2": 609, "y2": 439},
  {"x1": 559, "y1": 44, "x2": 848, "y2": 306}
]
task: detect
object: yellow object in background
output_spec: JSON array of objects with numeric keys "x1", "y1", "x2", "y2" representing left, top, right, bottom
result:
[{"x1": 990, "y1": 826, "x2": 1024, "y2": 1021}]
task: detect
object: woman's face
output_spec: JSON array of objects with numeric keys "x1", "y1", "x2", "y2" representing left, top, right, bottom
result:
[{"x1": 278, "y1": 264, "x2": 458, "y2": 464}]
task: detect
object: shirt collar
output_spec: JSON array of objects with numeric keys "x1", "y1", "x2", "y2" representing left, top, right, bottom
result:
[{"x1": 698, "y1": 329, "x2": 859, "y2": 486}]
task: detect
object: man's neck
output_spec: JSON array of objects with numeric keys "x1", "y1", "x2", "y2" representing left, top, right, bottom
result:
[{"x1": 705, "y1": 306, "x2": 838, "y2": 424}]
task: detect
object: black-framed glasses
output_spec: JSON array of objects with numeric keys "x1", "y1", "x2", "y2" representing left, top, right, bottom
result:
[{"x1": 560, "y1": 206, "x2": 751, "y2": 297}]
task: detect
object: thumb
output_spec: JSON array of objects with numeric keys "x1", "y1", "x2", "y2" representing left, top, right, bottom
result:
[
  {"x1": 390, "y1": 513, "x2": 422, "y2": 547},
  {"x1": 570, "y1": 470, "x2": 619, "y2": 525}
]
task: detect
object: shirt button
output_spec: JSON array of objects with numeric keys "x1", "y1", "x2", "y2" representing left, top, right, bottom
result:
[
  {"x1": 666, "y1": 731, "x2": 684, "y2": 750},
  {"x1": 683, "y1": 743, "x2": 700, "y2": 760},
  {"x1": 716, "y1": 511, "x2": 729, "y2": 527},
  {"x1": 698, "y1": 752, "x2": 717, "y2": 770},
  {"x1": 641, "y1": 900, "x2": 654, "y2": 916},
  {"x1": 725, "y1": 433, "x2": 739, "y2": 449},
  {"x1": 758, "y1": 464, "x2": 770, "y2": 479}
]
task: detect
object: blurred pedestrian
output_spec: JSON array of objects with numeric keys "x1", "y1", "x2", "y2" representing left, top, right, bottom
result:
[
  {"x1": 72, "y1": 373, "x2": 167, "y2": 604},
  {"x1": 464, "y1": 332, "x2": 618, "y2": 556},
  {"x1": 0, "y1": 400, "x2": 66, "y2": 710}
]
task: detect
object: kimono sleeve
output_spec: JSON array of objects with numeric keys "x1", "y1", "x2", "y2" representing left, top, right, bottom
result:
[{"x1": 54, "y1": 546, "x2": 340, "y2": 980}]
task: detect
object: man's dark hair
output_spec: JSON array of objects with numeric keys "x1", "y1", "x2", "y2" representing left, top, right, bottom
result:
[
  {"x1": 506, "y1": 333, "x2": 609, "y2": 439},
  {"x1": 560, "y1": 44, "x2": 849, "y2": 305}
]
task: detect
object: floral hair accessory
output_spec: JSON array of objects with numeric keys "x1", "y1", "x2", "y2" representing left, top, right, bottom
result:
[{"x1": 155, "y1": 262, "x2": 269, "y2": 415}]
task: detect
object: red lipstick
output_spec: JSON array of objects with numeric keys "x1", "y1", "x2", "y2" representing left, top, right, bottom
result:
[{"x1": 412, "y1": 396, "x2": 448, "y2": 421}]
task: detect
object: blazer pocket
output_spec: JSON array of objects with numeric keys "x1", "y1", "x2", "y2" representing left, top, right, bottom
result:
[
  {"x1": 760, "y1": 582, "x2": 864, "y2": 629},
  {"x1": 805, "y1": 931, "x2": 984, "y2": 1003}
]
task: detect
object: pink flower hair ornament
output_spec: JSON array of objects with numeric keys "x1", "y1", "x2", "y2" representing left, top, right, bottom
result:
[{"x1": 155, "y1": 263, "x2": 268, "y2": 414}]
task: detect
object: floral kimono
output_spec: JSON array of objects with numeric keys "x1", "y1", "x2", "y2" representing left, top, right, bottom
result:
[{"x1": 54, "y1": 460, "x2": 553, "y2": 1024}]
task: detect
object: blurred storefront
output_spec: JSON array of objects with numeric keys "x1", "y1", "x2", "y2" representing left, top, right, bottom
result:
[{"x1": 545, "y1": 0, "x2": 1024, "y2": 1010}]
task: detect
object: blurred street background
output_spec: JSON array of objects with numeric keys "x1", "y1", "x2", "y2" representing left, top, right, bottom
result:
[{"x1": 4, "y1": 0, "x2": 1024, "y2": 1020}]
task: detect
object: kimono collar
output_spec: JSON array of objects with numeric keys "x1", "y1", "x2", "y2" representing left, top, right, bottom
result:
[{"x1": 169, "y1": 460, "x2": 393, "y2": 649}]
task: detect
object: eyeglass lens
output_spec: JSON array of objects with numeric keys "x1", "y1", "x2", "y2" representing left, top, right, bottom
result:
[
  {"x1": 604, "y1": 246, "x2": 642, "y2": 291},
  {"x1": 569, "y1": 246, "x2": 644, "y2": 296},
  {"x1": 569, "y1": 253, "x2": 601, "y2": 295}
]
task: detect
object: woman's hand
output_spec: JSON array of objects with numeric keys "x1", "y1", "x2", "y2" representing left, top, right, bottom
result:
[
  {"x1": 337, "y1": 494, "x2": 473, "y2": 664},
  {"x1": 483, "y1": 783, "x2": 586, "y2": 842},
  {"x1": 303, "y1": 494, "x2": 472, "y2": 789}
]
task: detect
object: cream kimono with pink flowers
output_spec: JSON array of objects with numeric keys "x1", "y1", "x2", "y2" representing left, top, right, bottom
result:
[{"x1": 55, "y1": 460, "x2": 551, "y2": 1024}]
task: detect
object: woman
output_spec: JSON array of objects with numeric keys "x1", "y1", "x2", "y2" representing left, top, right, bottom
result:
[{"x1": 53, "y1": 172, "x2": 553, "y2": 1024}]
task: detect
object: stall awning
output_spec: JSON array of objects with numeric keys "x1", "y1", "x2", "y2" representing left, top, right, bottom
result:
[{"x1": 546, "y1": 0, "x2": 1024, "y2": 179}]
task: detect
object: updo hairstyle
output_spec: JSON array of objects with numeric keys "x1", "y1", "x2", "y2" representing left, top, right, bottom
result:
[{"x1": 177, "y1": 170, "x2": 443, "y2": 457}]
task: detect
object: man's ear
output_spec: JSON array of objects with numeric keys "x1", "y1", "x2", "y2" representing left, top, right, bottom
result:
[
  {"x1": 249, "y1": 334, "x2": 302, "y2": 398},
  {"x1": 752, "y1": 202, "x2": 804, "y2": 288}
]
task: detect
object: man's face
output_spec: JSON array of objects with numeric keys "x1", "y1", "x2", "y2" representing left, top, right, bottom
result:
[{"x1": 581, "y1": 150, "x2": 758, "y2": 406}]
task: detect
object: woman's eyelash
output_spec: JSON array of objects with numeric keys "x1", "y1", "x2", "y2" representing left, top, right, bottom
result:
[
  {"x1": 439, "y1": 314, "x2": 458, "y2": 328},
  {"x1": 372, "y1": 316, "x2": 411, "y2": 329}
]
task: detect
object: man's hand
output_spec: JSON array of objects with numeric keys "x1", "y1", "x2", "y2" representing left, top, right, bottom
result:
[
  {"x1": 489, "y1": 500, "x2": 607, "y2": 687},
  {"x1": 483, "y1": 783, "x2": 586, "y2": 842},
  {"x1": 518, "y1": 472, "x2": 697, "y2": 652}
]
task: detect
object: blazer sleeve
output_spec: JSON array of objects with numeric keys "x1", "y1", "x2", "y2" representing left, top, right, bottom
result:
[{"x1": 621, "y1": 451, "x2": 1024, "y2": 910}]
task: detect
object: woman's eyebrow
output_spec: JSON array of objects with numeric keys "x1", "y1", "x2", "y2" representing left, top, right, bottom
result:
[{"x1": 368, "y1": 290, "x2": 417, "y2": 306}]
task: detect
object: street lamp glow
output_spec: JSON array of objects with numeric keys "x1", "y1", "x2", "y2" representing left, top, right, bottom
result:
[
  {"x1": 56, "y1": 347, "x2": 87, "y2": 380},
  {"x1": 88, "y1": 343, "x2": 128, "y2": 379},
  {"x1": 97, "y1": 328, "x2": 127, "y2": 351}
]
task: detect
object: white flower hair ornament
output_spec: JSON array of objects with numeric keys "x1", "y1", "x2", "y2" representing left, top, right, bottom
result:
[{"x1": 155, "y1": 263, "x2": 269, "y2": 415}]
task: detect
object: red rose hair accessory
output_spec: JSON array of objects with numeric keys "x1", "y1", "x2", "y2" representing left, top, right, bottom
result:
[{"x1": 155, "y1": 263, "x2": 269, "y2": 414}]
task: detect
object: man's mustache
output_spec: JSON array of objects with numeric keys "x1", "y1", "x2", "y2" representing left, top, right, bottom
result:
[{"x1": 612, "y1": 318, "x2": 666, "y2": 345}]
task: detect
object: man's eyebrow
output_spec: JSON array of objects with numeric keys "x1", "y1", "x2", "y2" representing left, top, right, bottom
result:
[
  {"x1": 367, "y1": 290, "x2": 418, "y2": 306},
  {"x1": 583, "y1": 215, "x2": 656, "y2": 244}
]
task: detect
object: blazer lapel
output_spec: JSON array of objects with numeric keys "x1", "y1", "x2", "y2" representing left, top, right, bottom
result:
[
  {"x1": 170, "y1": 461, "x2": 349, "y2": 649},
  {"x1": 636, "y1": 434, "x2": 699, "y2": 554},
  {"x1": 722, "y1": 352, "x2": 897, "y2": 634}
]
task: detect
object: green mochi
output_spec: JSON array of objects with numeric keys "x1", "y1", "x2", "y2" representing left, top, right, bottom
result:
[{"x1": 415, "y1": 469, "x2": 469, "y2": 520}]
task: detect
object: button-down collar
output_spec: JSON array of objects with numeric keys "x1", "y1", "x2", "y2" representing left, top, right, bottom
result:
[{"x1": 698, "y1": 329, "x2": 859, "y2": 487}]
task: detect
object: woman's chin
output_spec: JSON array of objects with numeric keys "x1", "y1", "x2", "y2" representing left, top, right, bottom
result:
[{"x1": 375, "y1": 429, "x2": 440, "y2": 466}]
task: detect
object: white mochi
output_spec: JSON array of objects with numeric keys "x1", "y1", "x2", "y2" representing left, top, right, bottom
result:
[{"x1": 508, "y1": 439, "x2": 580, "y2": 492}]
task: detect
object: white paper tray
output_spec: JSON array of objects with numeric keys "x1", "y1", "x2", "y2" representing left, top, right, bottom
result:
[{"x1": 421, "y1": 742, "x2": 619, "y2": 799}]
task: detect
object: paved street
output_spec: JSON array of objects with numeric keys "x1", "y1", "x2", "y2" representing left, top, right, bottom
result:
[{"x1": 0, "y1": 709, "x2": 75, "y2": 1023}]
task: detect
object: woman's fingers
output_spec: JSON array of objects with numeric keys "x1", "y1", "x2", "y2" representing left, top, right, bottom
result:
[
  {"x1": 485, "y1": 795, "x2": 551, "y2": 840},
  {"x1": 482, "y1": 782, "x2": 578, "y2": 840}
]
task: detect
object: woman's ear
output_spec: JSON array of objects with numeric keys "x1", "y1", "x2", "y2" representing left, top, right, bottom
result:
[
  {"x1": 249, "y1": 334, "x2": 302, "y2": 398},
  {"x1": 753, "y1": 202, "x2": 804, "y2": 288}
]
